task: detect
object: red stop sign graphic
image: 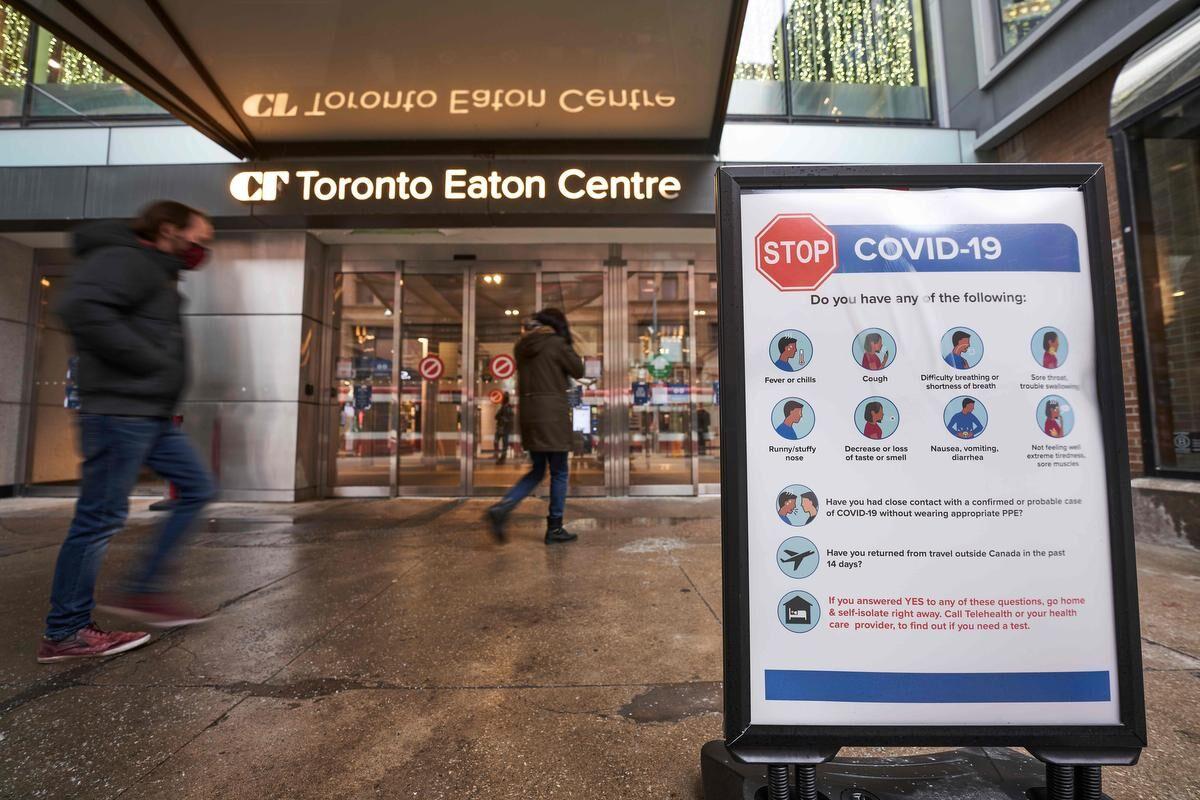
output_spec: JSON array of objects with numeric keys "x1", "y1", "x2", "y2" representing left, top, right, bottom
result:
[{"x1": 755, "y1": 213, "x2": 839, "y2": 291}]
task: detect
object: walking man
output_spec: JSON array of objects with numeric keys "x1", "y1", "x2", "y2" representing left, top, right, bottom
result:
[
  {"x1": 38, "y1": 200, "x2": 217, "y2": 663},
  {"x1": 486, "y1": 309, "x2": 585, "y2": 544}
]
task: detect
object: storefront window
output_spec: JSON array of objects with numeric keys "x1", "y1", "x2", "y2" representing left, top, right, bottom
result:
[
  {"x1": 729, "y1": 0, "x2": 787, "y2": 115},
  {"x1": 0, "y1": 3, "x2": 29, "y2": 117},
  {"x1": 1127, "y1": 92, "x2": 1200, "y2": 475},
  {"x1": 786, "y1": 0, "x2": 929, "y2": 120},
  {"x1": 997, "y1": 0, "x2": 1066, "y2": 53},
  {"x1": 31, "y1": 28, "x2": 164, "y2": 117},
  {"x1": 0, "y1": 3, "x2": 165, "y2": 120},
  {"x1": 728, "y1": 0, "x2": 931, "y2": 122}
]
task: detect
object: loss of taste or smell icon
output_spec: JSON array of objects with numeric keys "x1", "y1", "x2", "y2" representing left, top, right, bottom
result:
[{"x1": 855, "y1": 397, "x2": 899, "y2": 441}]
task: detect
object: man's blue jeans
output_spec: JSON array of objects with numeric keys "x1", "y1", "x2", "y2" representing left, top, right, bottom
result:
[
  {"x1": 45, "y1": 414, "x2": 216, "y2": 640},
  {"x1": 497, "y1": 451, "x2": 568, "y2": 519}
]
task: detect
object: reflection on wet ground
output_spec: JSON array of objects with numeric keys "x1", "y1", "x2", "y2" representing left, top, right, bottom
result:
[{"x1": 0, "y1": 496, "x2": 1197, "y2": 799}]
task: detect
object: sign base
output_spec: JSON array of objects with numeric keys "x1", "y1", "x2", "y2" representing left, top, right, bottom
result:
[{"x1": 700, "y1": 741, "x2": 1114, "y2": 800}]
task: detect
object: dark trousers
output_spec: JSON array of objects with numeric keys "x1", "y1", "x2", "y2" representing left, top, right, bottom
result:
[
  {"x1": 45, "y1": 414, "x2": 216, "y2": 640},
  {"x1": 496, "y1": 451, "x2": 568, "y2": 520},
  {"x1": 494, "y1": 432, "x2": 510, "y2": 463}
]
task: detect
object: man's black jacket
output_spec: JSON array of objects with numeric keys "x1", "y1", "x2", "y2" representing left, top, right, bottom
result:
[{"x1": 56, "y1": 222, "x2": 189, "y2": 418}]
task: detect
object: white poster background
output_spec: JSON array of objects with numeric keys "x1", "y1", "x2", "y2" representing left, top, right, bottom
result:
[{"x1": 740, "y1": 188, "x2": 1120, "y2": 726}]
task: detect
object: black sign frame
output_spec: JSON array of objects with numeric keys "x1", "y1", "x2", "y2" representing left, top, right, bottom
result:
[{"x1": 716, "y1": 164, "x2": 1146, "y2": 758}]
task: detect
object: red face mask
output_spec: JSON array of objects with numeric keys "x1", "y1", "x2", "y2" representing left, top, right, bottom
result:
[{"x1": 182, "y1": 243, "x2": 210, "y2": 270}]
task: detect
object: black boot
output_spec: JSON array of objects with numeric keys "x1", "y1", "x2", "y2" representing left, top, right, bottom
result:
[
  {"x1": 486, "y1": 504, "x2": 510, "y2": 542},
  {"x1": 544, "y1": 516, "x2": 577, "y2": 544}
]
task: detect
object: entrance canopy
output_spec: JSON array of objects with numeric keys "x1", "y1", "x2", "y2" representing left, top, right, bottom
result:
[
  {"x1": 1111, "y1": 9, "x2": 1200, "y2": 130},
  {"x1": 13, "y1": 0, "x2": 746, "y2": 159}
]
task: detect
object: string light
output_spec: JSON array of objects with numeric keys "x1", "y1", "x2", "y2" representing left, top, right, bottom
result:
[
  {"x1": 1, "y1": 3, "x2": 125, "y2": 92},
  {"x1": 734, "y1": 0, "x2": 919, "y2": 112},
  {"x1": 47, "y1": 35, "x2": 119, "y2": 86},
  {"x1": 0, "y1": 4, "x2": 30, "y2": 89},
  {"x1": 787, "y1": 0, "x2": 915, "y2": 88}
]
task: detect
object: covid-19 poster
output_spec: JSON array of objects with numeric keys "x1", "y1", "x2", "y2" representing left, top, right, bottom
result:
[{"x1": 718, "y1": 170, "x2": 1144, "y2": 744}]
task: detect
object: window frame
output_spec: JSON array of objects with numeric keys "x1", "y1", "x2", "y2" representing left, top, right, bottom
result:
[
  {"x1": 973, "y1": 0, "x2": 1090, "y2": 90},
  {"x1": 725, "y1": 0, "x2": 938, "y2": 127}
]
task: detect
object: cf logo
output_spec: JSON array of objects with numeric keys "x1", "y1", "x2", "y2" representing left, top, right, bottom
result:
[
  {"x1": 242, "y1": 93, "x2": 297, "y2": 117},
  {"x1": 230, "y1": 171, "x2": 290, "y2": 202}
]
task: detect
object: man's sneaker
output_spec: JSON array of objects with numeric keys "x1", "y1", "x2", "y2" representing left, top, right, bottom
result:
[
  {"x1": 98, "y1": 593, "x2": 209, "y2": 629},
  {"x1": 36, "y1": 623, "x2": 151, "y2": 663}
]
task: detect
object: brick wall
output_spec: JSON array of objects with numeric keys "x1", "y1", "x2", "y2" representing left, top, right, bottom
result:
[{"x1": 994, "y1": 65, "x2": 1144, "y2": 475}]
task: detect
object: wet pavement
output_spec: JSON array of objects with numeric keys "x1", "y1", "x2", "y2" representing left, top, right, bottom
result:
[{"x1": 0, "y1": 497, "x2": 1197, "y2": 799}]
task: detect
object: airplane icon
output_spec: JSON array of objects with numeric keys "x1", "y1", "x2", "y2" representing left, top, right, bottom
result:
[{"x1": 779, "y1": 549, "x2": 816, "y2": 571}]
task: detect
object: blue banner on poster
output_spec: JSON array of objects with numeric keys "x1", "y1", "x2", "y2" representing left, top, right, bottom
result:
[
  {"x1": 764, "y1": 669, "x2": 1110, "y2": 704},
  {"x1": 829, "y1": 223, "x2": 1080, "y2": 273}
]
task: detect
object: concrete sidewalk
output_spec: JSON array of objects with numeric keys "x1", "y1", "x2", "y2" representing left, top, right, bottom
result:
[{"x1": 0, "y1": 497, "x2": 1196, "y2": 799}]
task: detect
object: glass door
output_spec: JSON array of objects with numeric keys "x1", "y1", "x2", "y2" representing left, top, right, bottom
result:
[
  {"x1": 330, "y1": 272, "x2": 397, "y2": 493},
  {"x1": 470, "y1": 265, "x2": 537, "y2": 493},
  {"x1": 625, "y1": 268, "x2": 695, "y2": 494},
  {"x1": 397, "y1": 267, "x2": 465, "y2": 494}
]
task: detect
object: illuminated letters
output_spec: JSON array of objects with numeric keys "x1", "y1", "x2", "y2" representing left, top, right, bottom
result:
[
  {"x1": 229, "y1": 170, "x2": 291, "y2": 202},
  {"x1": 557, "y1": 168, "x2": 680, "y2": 200},
  {"x1": 234, "y1": 167, "x2": 682, "y2": 203},
  {"x1": 559, "y1": 89, "x2": 677, "y2": 114},
  {"x1": 445, "y1": 169, "x2": 547, "y2": 199},
  {"x1": 241, "y1": 93, "x2": 297, "y2": 117}
]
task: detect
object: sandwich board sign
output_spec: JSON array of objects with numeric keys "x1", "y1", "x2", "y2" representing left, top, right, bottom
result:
[{"x1": 715, "y1": 165, "x2": 1145, "y2": 762}]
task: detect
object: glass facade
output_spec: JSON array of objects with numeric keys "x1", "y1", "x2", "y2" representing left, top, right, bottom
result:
[
  {"x1": 1125, "y1": 90, "x2": 1200, "y2": 476},
  {"x1": 997, "y1": 0, "x2": 1066, "y2": 53},
  {"x1": 0, "y1": 2, "x2": 165, "y2": 120},
  {"x1": 729, "y1": 0, "x2": 931, "y2": 122},
  {"x1": 326, "y1": 245, "x2": 717, "y2": 497}
]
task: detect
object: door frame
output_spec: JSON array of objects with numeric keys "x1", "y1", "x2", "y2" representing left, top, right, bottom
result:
[{"x1": 620, "y1": 261, "x2": 701, "y2": 497}]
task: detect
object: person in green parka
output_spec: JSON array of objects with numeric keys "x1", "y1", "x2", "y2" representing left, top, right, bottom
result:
[{"x1": 487, "y1": 308, "x2": 585, "y2": 543}]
